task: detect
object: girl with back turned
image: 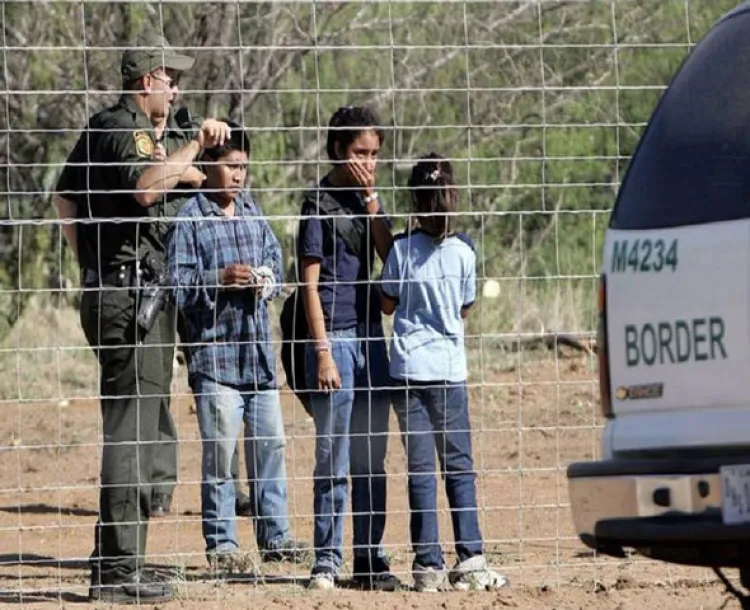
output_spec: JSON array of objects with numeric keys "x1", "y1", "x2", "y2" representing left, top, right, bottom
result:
[{"x1": 381, "y1": 153, "x2": 510, "y2": 592}]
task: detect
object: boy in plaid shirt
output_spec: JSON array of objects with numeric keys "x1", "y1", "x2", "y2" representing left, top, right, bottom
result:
[{"x1": 167, "y1": 121, "x2": 309, "y2": 573}]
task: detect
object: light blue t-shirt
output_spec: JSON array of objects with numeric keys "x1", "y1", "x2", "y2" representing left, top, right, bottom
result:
[{"x1": 381, "y1": 229, "x2": 477, "y2": 382}]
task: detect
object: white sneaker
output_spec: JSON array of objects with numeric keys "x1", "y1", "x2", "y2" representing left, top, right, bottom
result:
[
  {"x1": 413, "y1": 564, "x2": 448, "y2": 592},
  {"x1": 308, "y1": 571, "x2": 336, "y2": 590},
  {"x1": 449, "y1": 556, "x2": 510, "y2": 591}
]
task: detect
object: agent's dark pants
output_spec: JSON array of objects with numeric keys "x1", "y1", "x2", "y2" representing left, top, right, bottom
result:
[{"x1": 81, "y1": 285, "x2": 177, "y2": 580}]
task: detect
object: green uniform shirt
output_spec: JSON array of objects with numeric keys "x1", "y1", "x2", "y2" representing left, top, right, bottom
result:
[{"x1": 56, "y1": 95, "x2": 199, "y2": 270}]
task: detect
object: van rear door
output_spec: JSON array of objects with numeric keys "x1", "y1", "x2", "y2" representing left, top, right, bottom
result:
[{"x1": 604, "y1": 221, "x2": 750, "y2": 453}]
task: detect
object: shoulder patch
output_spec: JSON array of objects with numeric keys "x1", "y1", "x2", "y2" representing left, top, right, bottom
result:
[{"x1": 133, "y1": 131, "x2": 154, "y2": 158}]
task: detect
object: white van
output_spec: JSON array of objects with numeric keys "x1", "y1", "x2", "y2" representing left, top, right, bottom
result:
[{"x1": 567, "y1": 3, "x2": 750, "y2": 605}]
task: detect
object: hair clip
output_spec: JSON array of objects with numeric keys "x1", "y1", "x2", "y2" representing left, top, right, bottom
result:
[{"x1": 429, "y1": 169, "x2": 440, "y2": 182}]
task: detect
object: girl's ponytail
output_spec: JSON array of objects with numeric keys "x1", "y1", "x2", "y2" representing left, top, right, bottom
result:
[{"x1": 408, "y1": 152, "x2": 458, "y2": 244}]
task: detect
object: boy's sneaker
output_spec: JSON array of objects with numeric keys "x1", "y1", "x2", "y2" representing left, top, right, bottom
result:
[
  {"x1": 207, "y1": 549, "x2": 257, "y2": 576},
  {"x1": 261, "y1": 538, "x2": 313, "y2": 564},
  {"x1": 449, "y1": 555, "x2": 509, "y2": 591},
  {"x1": 412, "y1": 563, "x2": 448, "y2": 592},
  {"x1": 308, "y1": 570, "x2": 336, "y2": 590}
]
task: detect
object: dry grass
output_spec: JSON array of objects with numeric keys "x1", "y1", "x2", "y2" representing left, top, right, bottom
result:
[
  {"x1": 0, "y1": 299, "x2": 98, "y2": 405},
  {"x1": 0, "y1": 282, "x2": 597, "y2": 406}
]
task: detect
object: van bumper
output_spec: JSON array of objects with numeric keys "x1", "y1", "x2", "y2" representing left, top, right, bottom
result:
[{"x1": 567, "y1": 458, "x2": 750, "y2": 567}]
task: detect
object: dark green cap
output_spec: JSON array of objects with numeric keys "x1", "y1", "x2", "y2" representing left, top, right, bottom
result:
[{"x1": 121, "y1": 34, "x2": 195, "y2": 83}]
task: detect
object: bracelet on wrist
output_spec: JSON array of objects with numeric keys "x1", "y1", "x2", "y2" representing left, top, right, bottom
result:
[
  {"x1": 363, "y1": 191, "x2": 379, "y2": 204},
  {"x1": 315, "y1": 340, "x2": 331, "y2": 353}
]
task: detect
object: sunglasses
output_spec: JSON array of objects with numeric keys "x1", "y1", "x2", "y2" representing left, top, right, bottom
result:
[{"x1": 150, "y1": 72, "x2": 180, "y2": 89}]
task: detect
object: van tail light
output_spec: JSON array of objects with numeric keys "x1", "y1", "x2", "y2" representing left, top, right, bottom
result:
[{"x1": 598, "y1": 274, "x2": 614, "y2": 418}]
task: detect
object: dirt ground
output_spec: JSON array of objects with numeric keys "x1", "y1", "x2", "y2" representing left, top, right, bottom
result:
[{"x1": 0, "y1": 352, "x2": 743, "y2": 609}]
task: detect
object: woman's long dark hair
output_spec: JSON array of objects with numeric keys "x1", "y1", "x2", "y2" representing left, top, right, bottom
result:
[{"x1": 325, "y1": 105, "x2": 384, "y2": 161}]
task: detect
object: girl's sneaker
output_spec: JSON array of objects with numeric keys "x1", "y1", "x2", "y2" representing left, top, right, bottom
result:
[
  {"x1": 448, "y1": 555, "x2": 510, "y2": 591},
  {"x1": 308, "y1": 570, "x2": 336, "y2": 590},
  {"x1": 412, "y1": 564, "x2": 448, "y2": 592}
]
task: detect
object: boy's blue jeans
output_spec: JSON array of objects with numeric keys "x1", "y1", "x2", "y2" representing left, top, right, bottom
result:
[
  {"x1": 391, "y1": 380, "x2": 484, "y2": 569},
  {"x1": 192, "y1": 375, "x2": 292, "y2": 554},
  {"x1": 305, "y1": 324, "x2": 391, "y2": 576}
]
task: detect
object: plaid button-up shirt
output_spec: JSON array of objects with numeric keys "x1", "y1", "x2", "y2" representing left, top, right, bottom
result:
[{"x1": 167, "y1": 192, "x2": 283, "y2": 388}]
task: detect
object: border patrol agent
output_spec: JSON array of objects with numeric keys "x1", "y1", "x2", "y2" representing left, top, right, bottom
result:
[{"x1": 54, "y1": 34, "x2": 230, "y2": 604}]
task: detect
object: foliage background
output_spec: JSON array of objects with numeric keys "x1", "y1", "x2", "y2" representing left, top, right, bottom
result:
[{"x1": 0, "y1": 1, "x2": 739, "y2": 345}]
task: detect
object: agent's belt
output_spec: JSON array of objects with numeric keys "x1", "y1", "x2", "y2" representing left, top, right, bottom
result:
[{"x1": 82, "y1": 264, "x2": 134, "y2": 288}]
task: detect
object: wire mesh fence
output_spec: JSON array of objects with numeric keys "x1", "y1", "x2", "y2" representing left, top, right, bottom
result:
[{"x1": 0, "y1": 0, "x2": 741, "y2": 607}]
